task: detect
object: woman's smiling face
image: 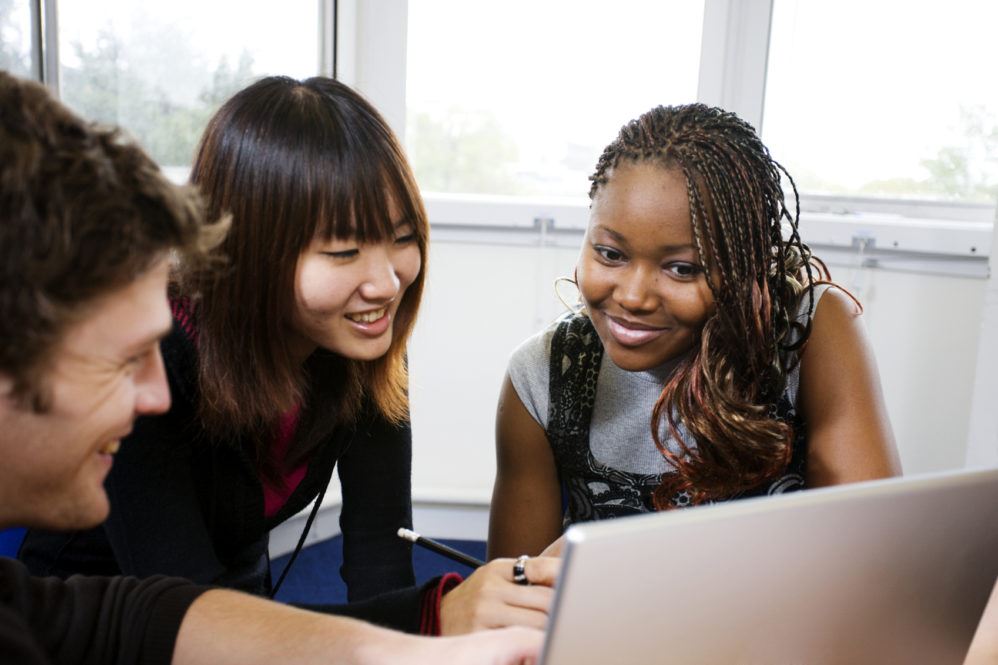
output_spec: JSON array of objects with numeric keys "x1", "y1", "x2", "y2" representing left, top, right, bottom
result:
[
  {"x1": 578, "y1": 161, "x2": 715, "y2": 372},
  {"x1": 290, "y1": 216, "x2": 422, "y2": 364}
]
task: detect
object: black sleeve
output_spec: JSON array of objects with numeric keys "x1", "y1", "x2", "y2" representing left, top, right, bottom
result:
[
  {"x1": 0, "y1": 557, "x2": 206, "y2": 665},
  {"x1": 336, "y1": 408, "x2": 416, "y2": 602},
  {"x1": 102, "y1": 395, "x2": 229, "y2": 585},
  {"x1": 303, "y1": 581, "x2": 429, "y2": 634},
  {"x1": 101, "y1": 326, "x2": 231, "y2": 585},
  {"x1": 0, "y1": 605, "x2": 49, "y2": 665}
]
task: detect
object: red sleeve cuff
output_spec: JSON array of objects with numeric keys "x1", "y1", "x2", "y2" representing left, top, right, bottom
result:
[{"x1": 418, "y1": 572, "x2": 464, "y2": 635}]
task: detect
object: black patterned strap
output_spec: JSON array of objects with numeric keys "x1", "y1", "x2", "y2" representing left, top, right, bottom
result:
[
  {"x1": 547, "y1": 314, "x2": 662, "y2": 521},
  {"x1": 547, "y1": 313, "x2": 602, "y2": 473}
]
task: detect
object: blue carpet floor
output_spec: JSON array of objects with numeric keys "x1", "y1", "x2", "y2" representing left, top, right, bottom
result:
[
  {"x1": 270, "y1": 535, "x2": 486, "y2": 605},
  {"x1": 0, "y1": 528, "x2": 25, "y2": 558},
  {"x1": 3, "y1": 527, "x2": 481, "y2": 606}
]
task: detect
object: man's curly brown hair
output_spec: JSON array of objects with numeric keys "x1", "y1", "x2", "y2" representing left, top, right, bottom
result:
[{"x1": 0, "y1": 71, "x2": 223, "y2": 410}]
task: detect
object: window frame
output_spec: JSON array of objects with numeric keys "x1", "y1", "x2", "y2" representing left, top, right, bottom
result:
[
  {"x1": 341, "y1": 0, "x2": 995, "y2": 263},
  {"x1": 16, "y1": 0, "x2": 997, "y2": 259},
  {"x1": 23, "y1": 0, "x2": 337, "y2": 94}
]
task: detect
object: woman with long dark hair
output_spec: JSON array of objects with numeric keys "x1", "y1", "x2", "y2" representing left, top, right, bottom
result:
[{"x1": 22, "y1": 75, "x2": 557, "y2": 633}]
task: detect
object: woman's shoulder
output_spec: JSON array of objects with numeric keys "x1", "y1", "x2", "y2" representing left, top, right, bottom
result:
[
  {"x1": 800, "y1": 283, "x2": 866, "y2": 353},
  {"x1": 785, "y1": 283, "x2": 864, "y2": 402},
  {"x1": 506, "y1": 311, "x2": 588, "y2": 431},
  {"x1": 510, "y1": 321, "x2": 555, "y2": 366},
  {"x1": 786, "y1": 282, "x2": 854, "y2": 346},
  {"x1": 508, "y1": 311, "x2": 591, "y2": 375},
  {"x1": 507, "y1": 320, "x2": 556, "y2": 416},
  {"x1": 794, "y1": 282, "x2": 837, "y2": 320}
]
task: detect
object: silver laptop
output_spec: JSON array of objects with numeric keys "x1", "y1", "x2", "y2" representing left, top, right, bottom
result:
[{"x1": 542, "y1": 467, "x2": 998, "y2": 665}]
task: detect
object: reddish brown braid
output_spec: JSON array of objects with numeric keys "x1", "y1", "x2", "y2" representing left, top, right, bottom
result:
[{"x1": 589, "y1": 103, "x2": 823, "y2": 508}]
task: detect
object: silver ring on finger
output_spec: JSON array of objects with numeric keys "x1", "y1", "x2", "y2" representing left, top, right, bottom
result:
[{"x1": 513, "y1": 554, "x2": 530, "y2": 585}]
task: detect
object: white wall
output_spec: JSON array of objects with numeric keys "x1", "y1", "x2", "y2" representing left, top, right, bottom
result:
[
  {"x1": 966, "y1": 213, "x2": 998, "y2": 467},
  {"x1": 849, "y1": 264, "x2": 985, "y2": 472},
  {"x1": 408, "y1": 238, "x2": 579, "y2": 503}
]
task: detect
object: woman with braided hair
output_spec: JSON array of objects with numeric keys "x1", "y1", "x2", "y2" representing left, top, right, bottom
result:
[{"x1": 488, "y1": 103, "x2": 901, "y2": 558}]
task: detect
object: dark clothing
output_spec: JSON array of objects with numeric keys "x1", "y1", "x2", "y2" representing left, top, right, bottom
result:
[
  {"x1": 0, "y1": 556, "x2": 206, "y2": 665},
  {"x1": 21, "y1": 316, "x2": 416, "y2": 603}
]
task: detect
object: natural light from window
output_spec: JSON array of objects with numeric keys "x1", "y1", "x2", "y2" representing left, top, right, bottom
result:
[
  {"x1": 406, "y1": 0, "x2": 705, "y2": 199},
  {"x1": 56, "y1": 0, "x2": 320, "y2": 174},
  {"x1": 765, "y1": 0, "x2": 998, "y2": 206},
  {"x1": 0, "y1": 0, "x2": 34, "y2": 78}
]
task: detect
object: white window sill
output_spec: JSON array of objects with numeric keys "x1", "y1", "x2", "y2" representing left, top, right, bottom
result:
[{"x1": 424, "y1": 193, "x2": 995, "y2": 262}]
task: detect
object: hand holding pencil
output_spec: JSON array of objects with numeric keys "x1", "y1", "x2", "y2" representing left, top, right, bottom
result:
[
  {"x1": 438, "y1": 552, "x2": 561, "y2": 635},
  {"x1": 397, "y1": 526, "x2": 562, "y2": 635},
  {"x1": 397, "y1": 528, "x2": 485, "y2": 568}
]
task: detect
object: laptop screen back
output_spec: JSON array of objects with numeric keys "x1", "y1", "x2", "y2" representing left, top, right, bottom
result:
[{"x1": 542, "y1": 468, "x2": 998, "y2": 665}]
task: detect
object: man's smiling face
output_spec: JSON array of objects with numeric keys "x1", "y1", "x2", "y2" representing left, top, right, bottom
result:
[{"x1": 0, "y1": 258, "x2": 174, "y2": 530}]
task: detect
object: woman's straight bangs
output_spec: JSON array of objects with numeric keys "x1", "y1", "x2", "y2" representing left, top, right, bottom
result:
[{"x1": 308, "y1": 118, "x2": 425, "y2": 247}]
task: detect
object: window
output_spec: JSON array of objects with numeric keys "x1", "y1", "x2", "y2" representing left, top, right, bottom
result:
[
  {"x1": 405, "y1": 0, "x2": 706, "y2": 199},
  {"x1": 0, "y1": 0, "x2": 34, "y2": 78},
  {"x1": 56, "y1": 0, "x2": 322, "y2": 176},
  {"x1": 764, "y1": 0, "x2": 998, "y2": 208}
]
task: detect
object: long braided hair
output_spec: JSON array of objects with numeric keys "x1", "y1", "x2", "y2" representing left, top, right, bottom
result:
[{"x1": 589, "y1": 103, "x2": 824, "y2": 508}]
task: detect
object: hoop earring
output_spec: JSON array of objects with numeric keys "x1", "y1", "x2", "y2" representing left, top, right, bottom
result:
[{"x1": 554, "y1": 275, "x2": 584, "y2": 313}]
